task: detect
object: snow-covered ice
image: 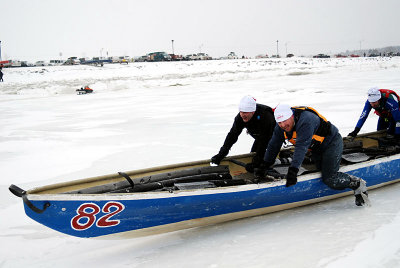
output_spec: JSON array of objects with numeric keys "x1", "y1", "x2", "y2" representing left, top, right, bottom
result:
[{"x1": 1, "y1": 57, "x2": 400, "y2": 267}]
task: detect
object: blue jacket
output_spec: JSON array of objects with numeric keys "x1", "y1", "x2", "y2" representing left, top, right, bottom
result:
[
  {"x1": 264, "y1": 109, "x2": 339, "y2": 169},
  {"x1": 355, "y1": 96, "x2": 400, "y2": 134}
]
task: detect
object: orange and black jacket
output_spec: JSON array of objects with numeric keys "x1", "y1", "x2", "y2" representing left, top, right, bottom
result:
[{"x1": 264, "y1": 107, "x2": 339, "y2": 169}]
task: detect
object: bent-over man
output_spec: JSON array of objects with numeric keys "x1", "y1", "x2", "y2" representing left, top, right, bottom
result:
[
  {"x1": 262, "y1": 104, "x2": 369, "y2": 206},
  {"x1": 211, "y1": 95, "x2": 275, "y2": 173}
]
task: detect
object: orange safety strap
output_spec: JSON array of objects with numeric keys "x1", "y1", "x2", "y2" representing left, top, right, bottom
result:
[{"x1": 284, "y1": 131, "x2": 325, "y2": 145}]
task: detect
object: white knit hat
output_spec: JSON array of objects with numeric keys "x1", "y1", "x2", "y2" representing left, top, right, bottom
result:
[
  {"x1": 274, "y1": 104, "x2": 293, "y2": 122},
  {"x1": 367, "y1": 87, "x2": 381, "y2": 102},
  {"x1": 238, "y1": 96, "x2": 256, "y2": 112}
]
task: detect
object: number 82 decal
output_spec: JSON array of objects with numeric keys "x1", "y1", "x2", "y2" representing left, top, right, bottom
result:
[{"x1": 71, "y1": 202, "x2": 125, "y2": 231}]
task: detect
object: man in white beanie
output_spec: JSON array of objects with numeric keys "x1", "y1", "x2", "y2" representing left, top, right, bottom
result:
[
  {"x1": 261, "y1": 104, "x2": 369, "y2": 206},
  {"x1": 348, "y1": 87, "x2": 400, "y2": 140},
  {"x1": 211, "y1": 96, "x2": 275, "y2": 173}
]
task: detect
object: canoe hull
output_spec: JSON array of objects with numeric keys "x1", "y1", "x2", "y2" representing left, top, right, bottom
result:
[{"x1": 24, "y1": 154, "x2": 400, "y2": 238}]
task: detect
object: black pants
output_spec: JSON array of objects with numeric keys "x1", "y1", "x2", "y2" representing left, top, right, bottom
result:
[{"x1": 311, "y1": 133, "x2": 359, "y2": 190}]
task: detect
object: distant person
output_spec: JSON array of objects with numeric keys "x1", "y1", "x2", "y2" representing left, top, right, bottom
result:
[
  {"x1": 0, "y1": 65, "x2": 3, "y2": 82},
  {"x1": 261, "y1": 104, "x2": 369, "y2": 206},
  {"x1": 348, "y1": 87, "x2": 400, "y2": 140},
  {"x1": 83, "y1": 85, "x2": 93, "y2": 93},
  {"x1": 211, "y1": 96, "x2": 276, "y2": 173},
  {"x1": 76, "y1": 85, "x2": 93, "y2": 95}
]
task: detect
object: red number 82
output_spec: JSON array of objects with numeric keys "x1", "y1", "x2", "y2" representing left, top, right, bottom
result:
[{"x1": 71, "y1": 202, "x2": 125, "y2": 231}]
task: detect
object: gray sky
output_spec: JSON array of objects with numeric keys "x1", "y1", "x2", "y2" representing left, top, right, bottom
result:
[{"x1": 2, "y1": 0, "x2": 400, "y2": 61}]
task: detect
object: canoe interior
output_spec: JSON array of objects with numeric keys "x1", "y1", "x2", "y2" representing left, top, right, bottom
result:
[{"x1": 27, "y1": 130, "x2": 396, "y2": 195}]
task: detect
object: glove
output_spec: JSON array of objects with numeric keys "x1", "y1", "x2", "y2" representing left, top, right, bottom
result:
[
  {"x1": 347, "y1": 127, "x2": 361, "y2": 138},
  {"x1": 211, "y1": 153, "x2": 225, "y2": 165},
  {"x1": 285, "y1": 167, "x2": 299, "y2": 187},
  {"x1": 254, "y1": 161, "x2": 274, "y2": 178}
]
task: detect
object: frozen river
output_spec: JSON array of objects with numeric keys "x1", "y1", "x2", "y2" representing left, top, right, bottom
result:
[{"x1": 1, "y1": 57, "x2": 400, "y2": 267}]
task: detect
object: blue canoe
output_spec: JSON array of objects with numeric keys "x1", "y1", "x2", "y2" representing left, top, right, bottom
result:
[{"x1": 9, "y1": 131, "x2": 400, "y2": 238}]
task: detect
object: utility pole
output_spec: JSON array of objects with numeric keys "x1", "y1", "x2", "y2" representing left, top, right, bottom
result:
[
  {"x1": 359, "y1": 40, "x2": 365, "y2": 56},
  {"x1": 276, "y1": 40, "x2": 279, "y2": 57}
]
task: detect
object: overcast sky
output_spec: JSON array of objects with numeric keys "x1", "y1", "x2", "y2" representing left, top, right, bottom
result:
[{"x1": 2, "y1": 0, "x2": 400, "y2": 61}]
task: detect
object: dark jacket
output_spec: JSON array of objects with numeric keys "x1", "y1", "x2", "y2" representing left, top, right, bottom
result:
[
  {"x1": 218, "y1": 104, "x2": 275, "y2": 165},
  {"x1": 264, "y1": 109, "x2": 339, "y2": 169}
]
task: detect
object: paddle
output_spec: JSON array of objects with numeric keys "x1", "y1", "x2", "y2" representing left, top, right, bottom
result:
[{"x1": 342, "y1": 152, "x2": 370, "y2": 163}]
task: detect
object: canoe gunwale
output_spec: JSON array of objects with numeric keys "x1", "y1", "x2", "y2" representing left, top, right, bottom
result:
[
  {"x1": 25, "y1": 153, "x2": 400, "y2": 201},
  {"x1": 27, "y1": 153, "x2": 254, "y2": 195}
]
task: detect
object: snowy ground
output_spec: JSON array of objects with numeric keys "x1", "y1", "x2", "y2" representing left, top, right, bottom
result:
[{"x1": 1, "y1": 57, "x2": 400, "y2": 267}]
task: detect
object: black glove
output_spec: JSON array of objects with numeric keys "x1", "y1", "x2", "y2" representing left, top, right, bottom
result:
[
  {"x1": 254, "y1": 161, "x2": 274, "y2": 178},
  {"x1": 348, "y1": 127, "x2": 361, "y2": 138},
  {"x1": 265, "y1": 167, "x2": 281, "y2": 177},
  {"x1": 211, "y1": 153, "x2": 225, "y2": 165},
  {"x1": 285, "y1": 167, "x2": 299, "y2": 187}
]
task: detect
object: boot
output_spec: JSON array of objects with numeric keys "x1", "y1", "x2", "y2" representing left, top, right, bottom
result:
[{"x1": 349, "y1": 176, "x2": 370, "y2": 206}]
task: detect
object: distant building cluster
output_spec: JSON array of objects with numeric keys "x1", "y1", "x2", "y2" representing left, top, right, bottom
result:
[
  {"x1": 1, "y1": 46, "x2": 400, "y2": 68},
  {"x1": 0, "y1": 51, "x2": 240, "y2": 68}
]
